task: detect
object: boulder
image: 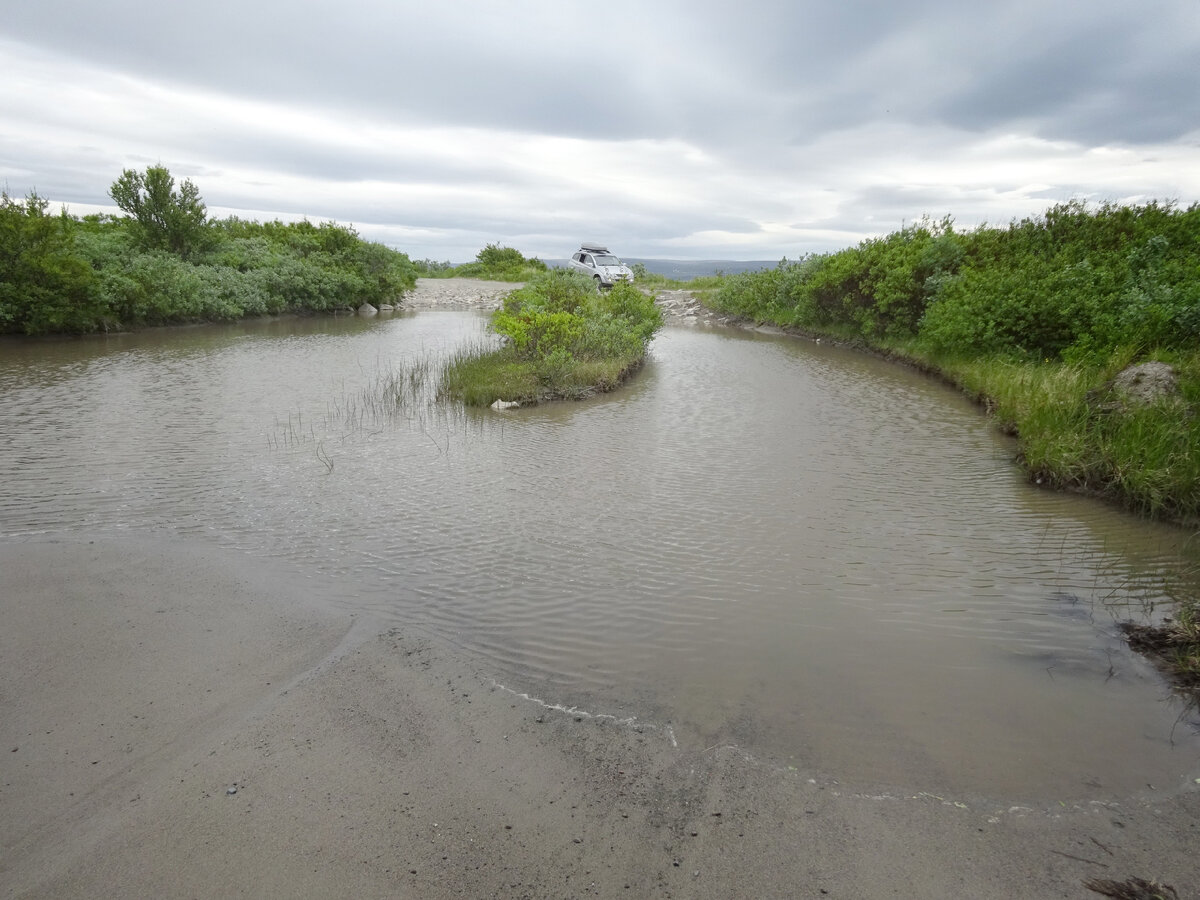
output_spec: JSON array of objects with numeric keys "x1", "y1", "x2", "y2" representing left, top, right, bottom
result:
[
  {"x1": 357, "y1": 303, "x2": 378, "y2": 316},
  {"x1": 1089, "y1": 361, "x2": 1180, "y2": 414},
  {"x1": 1111, "y1": 361, "x2": 1178, "y2": 405}
]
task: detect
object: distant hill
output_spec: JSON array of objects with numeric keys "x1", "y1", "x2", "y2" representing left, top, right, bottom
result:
[{"x1": 543, "y1": 258, "x2": 777, "y2": 281}]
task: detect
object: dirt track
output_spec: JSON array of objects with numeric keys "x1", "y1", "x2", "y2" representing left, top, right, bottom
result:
[{"x1": 402, "y1": 277, "x2": 737, "y2": 326}]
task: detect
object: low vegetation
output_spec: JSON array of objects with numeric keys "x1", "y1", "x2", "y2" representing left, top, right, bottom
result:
[
  {"x1": 631, "y1": 265, "x2": 727, "y2": 298},
  {"x1": 0, "y1": 166, "x2": 417, "y2": 335},
  {"x1": 441, "y1": 269, "x2": 662, "y2": 406},
  {"x1": 414, "y1": 243, "x2": 548, "y2": 282}
]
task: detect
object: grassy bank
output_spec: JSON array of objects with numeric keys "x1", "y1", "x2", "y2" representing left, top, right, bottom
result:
[
  {"x1": 708, "y1": 202, "x2": 1199, "y2": 522},
  {"x1": 915, "y1": 348, "x2": 1199, "y2": 522},
  {"x1": 441, "y1": 269, "x2": 662, "y2": 406},
  {"x1": 704, "y1": 200, "x2": 1200, "y2": 691}
]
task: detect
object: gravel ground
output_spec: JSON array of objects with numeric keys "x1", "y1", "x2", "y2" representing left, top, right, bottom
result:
[{"x1": 402, "y1": 278, "x2": 738, "y2": 327}]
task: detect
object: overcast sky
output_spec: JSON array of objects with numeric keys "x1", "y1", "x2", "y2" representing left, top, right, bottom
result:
[{"x1": 2, "y1": 0, "x2": 1198, "y2": 262}]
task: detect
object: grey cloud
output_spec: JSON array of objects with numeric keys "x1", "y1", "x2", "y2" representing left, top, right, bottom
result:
[
  {"x1": 3, "y1": 0, "x2": 1199, "y2": 260},
  {"x1": 10, "y1": 0, "x2": 1196, "y2": 152}
]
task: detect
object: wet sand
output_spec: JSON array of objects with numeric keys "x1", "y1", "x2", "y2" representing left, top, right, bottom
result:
[{"x1": 2, "y1": 534, "x2": 1197, "y2": 898}]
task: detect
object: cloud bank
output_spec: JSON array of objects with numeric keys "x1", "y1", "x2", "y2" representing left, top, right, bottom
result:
[{"x1": 2, "y1": 0, "x2": 1198, "y2": 261}]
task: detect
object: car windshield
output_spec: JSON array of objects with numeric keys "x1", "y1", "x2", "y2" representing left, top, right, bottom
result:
[{"x1": 593, "y1": 254, "x2": 620, "y2": 265}]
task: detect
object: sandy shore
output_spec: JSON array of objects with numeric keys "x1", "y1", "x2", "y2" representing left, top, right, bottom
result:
[{"x1": 2, "y1": 534, "x2": 1197, "y2": 899}]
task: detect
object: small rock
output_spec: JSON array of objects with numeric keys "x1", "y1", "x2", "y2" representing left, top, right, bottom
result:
[
  {"x1": 1089, "y1": 361, "x2": 1180, "y2": 413},
  {"x1": 490, "y1": 399, "x2": 521, "y2": 411}
]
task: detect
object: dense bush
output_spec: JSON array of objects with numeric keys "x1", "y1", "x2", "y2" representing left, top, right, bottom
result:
[
  {"x1": 0, "y1": 193, "x2": 100, "y2": 334},
  {"x1": 412, "y1": 258, "x2": 455, "y2": 276},
  {"x1": 450, "y1": 243, "x2": 549, "y2": 282},
  {"x1": 712, "y1": 202, "x2": 1200, "y2": 362},
  {"x1": 0, "y1": 172, "x2": 418, "y2": 334},
  {"x1": 492, "y1": 269, "x2": 662, "y2": 364}
]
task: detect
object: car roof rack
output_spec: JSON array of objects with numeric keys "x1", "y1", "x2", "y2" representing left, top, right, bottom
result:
[{"x1": 579, "y1": 242, "x2": 609, "y2": 253}]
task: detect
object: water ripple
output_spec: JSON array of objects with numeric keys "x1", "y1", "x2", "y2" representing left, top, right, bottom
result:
[{"x1": 2, "y1": 316, "x2": 1198, "y2": 796}]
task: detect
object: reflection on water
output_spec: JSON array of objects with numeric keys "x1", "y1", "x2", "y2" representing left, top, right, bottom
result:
[{"x1": 2, "y1": 313, "x2": 1198, "y2": 799}]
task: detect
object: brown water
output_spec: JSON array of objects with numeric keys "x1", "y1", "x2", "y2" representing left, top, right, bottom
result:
[{"x1": 2, "y1": 312, "x2": 1198, "y2": 801}]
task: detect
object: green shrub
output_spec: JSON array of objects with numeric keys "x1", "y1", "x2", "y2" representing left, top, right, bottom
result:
[
  {"x1": 443, "y1": 269, "x2": 662, "y2": 405},
  {"x1": 451, "y1": 243, "x2": 549, "y2": 281},
  {"x1": 0, "y1": 180, "x2": 418, "y2": 333},
  {"x1": 0, "y1": 192, "x2": 102, "y2": 334},
  {"x1": 109, "y1": 165, "x2": 213, "y2": 259}
]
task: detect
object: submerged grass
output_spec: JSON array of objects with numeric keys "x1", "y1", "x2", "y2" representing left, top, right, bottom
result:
[{"x1": 267, "y1": 352, "x2": 452, "y2": 465}]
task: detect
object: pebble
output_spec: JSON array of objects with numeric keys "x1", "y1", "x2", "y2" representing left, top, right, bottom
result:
[{"x1": 403, "y1": 278, "x2": 516, "y2": 311}]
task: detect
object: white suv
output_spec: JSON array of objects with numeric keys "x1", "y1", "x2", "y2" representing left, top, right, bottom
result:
[{"x1": 568, "y1": 243, "x2": 633, "y2": 288}]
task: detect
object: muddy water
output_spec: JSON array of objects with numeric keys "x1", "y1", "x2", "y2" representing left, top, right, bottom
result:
[{"x1": 2, "y1": 311, "x2": 1198, "y2": 801}]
